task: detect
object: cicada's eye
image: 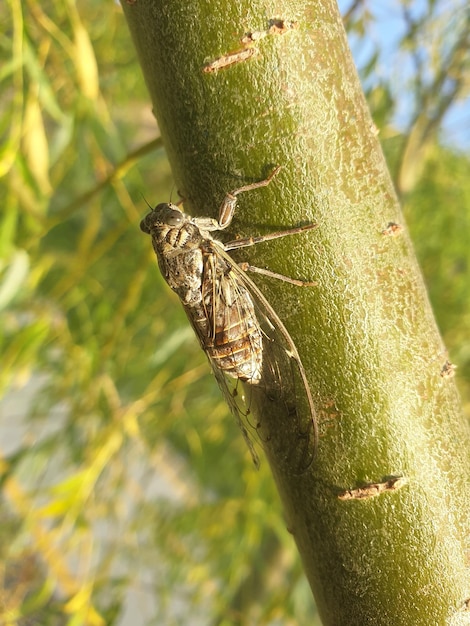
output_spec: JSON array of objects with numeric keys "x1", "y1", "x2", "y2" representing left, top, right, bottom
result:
[
  {"x1": 154, "y1": 203, "x2": 184, "y2": 227},
  {"x1": 140, "y1": 217, "x2": 151, "y2": 233}
]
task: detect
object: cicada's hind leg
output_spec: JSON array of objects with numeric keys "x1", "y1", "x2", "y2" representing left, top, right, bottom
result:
[{"x1": 237, "y1": 263, "x2": 317, "y2": 287}]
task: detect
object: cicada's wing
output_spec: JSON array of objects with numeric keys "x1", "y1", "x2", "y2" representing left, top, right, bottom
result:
[
  {"x1": 199, "y1": 244, "x2": 318, "y2": 474},
  {"x1": 211, "y1": 364, "x2": 261, "y2": 469},
  {"x1": 182, "y1": 249, "x2": 263, "y2": 468}
]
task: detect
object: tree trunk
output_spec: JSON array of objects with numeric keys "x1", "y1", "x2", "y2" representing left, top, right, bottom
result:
[{"x1": 121, "y1": 1, "x2": 470, "y2": 623}]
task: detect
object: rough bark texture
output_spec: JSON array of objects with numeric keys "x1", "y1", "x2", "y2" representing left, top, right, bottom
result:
[{"x1": 122, "y1": 1, "x2": 470, "y2": 624}]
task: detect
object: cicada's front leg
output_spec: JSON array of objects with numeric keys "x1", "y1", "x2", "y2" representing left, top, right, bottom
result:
[{"x1": 217, "y1": 166, "x2": 282, "y2": 229}]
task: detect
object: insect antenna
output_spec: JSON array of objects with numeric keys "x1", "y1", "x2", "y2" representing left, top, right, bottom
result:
[{"x1": 140, "y1": 192, "x2": 153, "y2": 210}]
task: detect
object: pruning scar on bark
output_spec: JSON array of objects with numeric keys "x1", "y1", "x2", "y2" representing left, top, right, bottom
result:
[
  {"x1": 202, "y1": 18, "x2": 297, "y2": 73},
  {"x1": 241, "y1": 18, "x2": 298, "y2": 44},
  {"x1": 440, "y1": 359, "x2": 457, "y2": 378},
  {"x1": 203, "y1": 47, "x2": 259, "y2": 73},
  {"x1": 381, "y1": 221, "x2": 403, "y2": 236},
  {"x1": 338, "y1": 476, "x2": 407, "y2": 500}
]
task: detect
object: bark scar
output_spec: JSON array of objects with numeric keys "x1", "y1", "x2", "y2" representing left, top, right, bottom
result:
[
  {"x1": 440, "y1": 359, "x2": 457, "y2": 378},
  {"x1": 203, "y1": 47, "x2": 259, "y2": 73},
  {"x1": 241, "y1": 18, "x2": 298, "y2": 44},
  {"x1": 203, "y1": 18, "x2": 297, "y2": 73},
  {"x1": 338, "y1": 476, "x2": 407, "y2": 500},
  {"x1": 381, "y1": 221, "x2": 403, "y2": 236}
]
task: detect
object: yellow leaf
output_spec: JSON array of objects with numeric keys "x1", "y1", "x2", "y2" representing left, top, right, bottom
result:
[
  {"x1": 74, "y1": 21, "x2": 99, "y2": 101},
  {"x1": 22, "y1": 97, "x2": 51, "y2": 194}
]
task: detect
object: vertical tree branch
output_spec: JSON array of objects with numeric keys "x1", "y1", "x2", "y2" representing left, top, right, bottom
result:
[{"x1": 122, "y1": 1, "x2": 470, "y2": 623}]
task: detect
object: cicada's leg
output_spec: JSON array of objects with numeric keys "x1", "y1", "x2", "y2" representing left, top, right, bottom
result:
[
  {"x1": 237, "y1": 263, "x2": 317, "y2": 287},
  {"x1": 217, "y1": 166, "x2": 282, "y2": 229},
  {"x1": 224, "y1": 223, "x2": 318, "y2": 251}
]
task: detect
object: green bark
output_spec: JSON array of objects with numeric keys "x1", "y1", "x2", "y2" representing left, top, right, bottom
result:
[{"x1": 121, "y1": 1, "x2": 470, "y2": 624}]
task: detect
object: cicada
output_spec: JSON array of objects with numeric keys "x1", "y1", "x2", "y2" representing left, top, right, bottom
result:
[{"x1": 140, "y1": 166, "x2": 318, "y2": 470}]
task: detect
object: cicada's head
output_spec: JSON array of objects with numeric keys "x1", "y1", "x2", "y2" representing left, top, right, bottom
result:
[{"x1": 140, "y1": 203, "x2": 185, "y2": 235}]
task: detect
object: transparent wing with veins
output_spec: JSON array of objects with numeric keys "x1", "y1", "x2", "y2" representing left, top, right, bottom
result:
[{"x1": 201, "y1": 242, "x2": 318, "y2": 473}]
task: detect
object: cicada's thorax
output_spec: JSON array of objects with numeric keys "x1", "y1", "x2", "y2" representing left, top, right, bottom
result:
[{"x1": 152, "y1": 221, "x2": 206, "y2": 308}]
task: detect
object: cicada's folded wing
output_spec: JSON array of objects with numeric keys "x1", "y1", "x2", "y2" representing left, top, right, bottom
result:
[
  {"x1": 189, "y1": 243, "x2": 317, "y2": 474},
  {"x1": 210, "y1": 365, "x2": 261, "y2": 469},
  {"x1": 181, "y1": 245, "x2": 263, "y2": 467}
]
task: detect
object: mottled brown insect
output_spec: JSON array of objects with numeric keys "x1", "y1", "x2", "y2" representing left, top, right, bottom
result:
[{"x1": 140, "y1": 167, "x2": 318, "y2": 469}]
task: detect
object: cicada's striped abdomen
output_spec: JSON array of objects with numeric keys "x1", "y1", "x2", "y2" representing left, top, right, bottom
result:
[
  {"x1": 192, "y1": 259, "x2": 263, "y2": 382},
  {"x1": 207, "y1": 288, "x2": 263, "y2": 382}
]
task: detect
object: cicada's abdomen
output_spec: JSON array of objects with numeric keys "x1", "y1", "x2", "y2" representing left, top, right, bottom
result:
[
  {"x1": 189, "y1": 261, "x2": 264, "y2": 382},
  {"x1": 207, "y1": 286, "x2": 263, "y2": 382}
]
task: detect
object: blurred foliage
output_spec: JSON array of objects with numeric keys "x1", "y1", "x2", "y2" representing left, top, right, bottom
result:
[{"x1": 0, "y1": 0, "x2": 469, "y2": 625}]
